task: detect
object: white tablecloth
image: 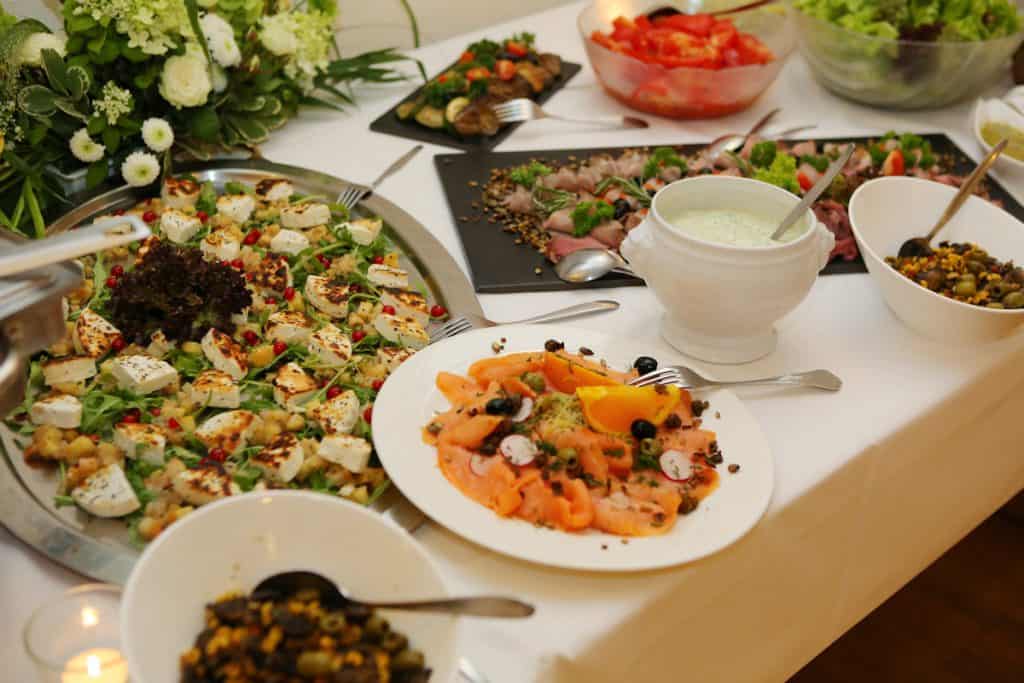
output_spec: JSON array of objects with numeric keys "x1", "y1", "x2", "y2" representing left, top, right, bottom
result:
[{"x1": 5, "y1": 3, "x2": 1024, "y2": 681}]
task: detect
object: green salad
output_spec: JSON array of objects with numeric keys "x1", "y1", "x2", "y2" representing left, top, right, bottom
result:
[{"x1": 794, "y1": 0, "x2": 1022, "y2": 41}]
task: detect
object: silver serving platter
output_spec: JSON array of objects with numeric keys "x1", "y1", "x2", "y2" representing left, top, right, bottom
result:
[{"x1": 0, "y1": 159, "x2": 482, "y2": 584}]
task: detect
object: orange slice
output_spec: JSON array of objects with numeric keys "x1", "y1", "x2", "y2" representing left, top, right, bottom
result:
[
  {"x1": 576, "y1": 385, "x2": 681, "y2": 435},
  {"x1": 543, "y1": 352, "x2": 623, "y2": 393}
]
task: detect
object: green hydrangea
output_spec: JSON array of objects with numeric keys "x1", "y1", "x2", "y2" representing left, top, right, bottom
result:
[
  {"x1": 259, "y1": 9, "x2": 334, "y2": 89},
  {"x1": 69, "y1": 0, "x2": 192, "y2": 55},
  {"x1": 94, "y1": 81, "x2": 134, "y2": 125}
]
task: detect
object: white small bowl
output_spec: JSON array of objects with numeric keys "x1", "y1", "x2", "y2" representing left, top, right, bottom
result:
[
  {"x1": 620, "y1": 175, "x2": 834, "y2": 364},
  {"x1": 972, "y1": 96, "x2": 1024, "y2": 172},
  {"x1": 849, "y1": 176, "x2": 1024, "y2": 342},
  {"x1": 121, "y1": 490, "x2": 459, "y2": 683}
]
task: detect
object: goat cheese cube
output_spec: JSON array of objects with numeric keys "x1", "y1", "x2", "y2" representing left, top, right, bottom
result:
[
  {"x1": 377, "y1": 347, "x2": 415, "y2": 372},
  {"x1": 114, "y1": 423, "x2": 166, "y2": 467},
  {"x1": 308, "y1": 324, "x2": 352, "y2": 366},
  {"x1": 161, "y1": 176, "x2": 201, "y2": 210},
  {"x1": 303, "y1": 275, "x2": 350, "y2": 318},
  {"x1": 269, "y1": 229, "x2": 309, "y2": 256},
  {"x1": 249, "y1": 254, "x2": 292, "y2": 293},
  {"x1": 201, "y1": 328, "x2": 248, "y2": 380},
  {"x1": 173, "y1": 466, "x2": 241, "y2": 506},
  {"x1": 367, "y1": 264, "x2": 409, "y2": 289},
  {"x1": 74, "y1": 308, "x2": 121, "y2": 358},
  {"x1": 185, "y1": 369, "x2": 241, "y2": 409},
  {"x1": 42, "y1": 356, "x2": 96, "y2": 386},
  {"x1": 110, "y1": 355, "x2": 177, "y2": 395},
  {"x1": 147, "y1": 330, "x2": 175, "y2": 358},
  {"x1": 72, "y1": 464, "x2": 141, "y2": 517},
  {"x1": 308, "y1": 390, "x2": 360, "y2": 434},
  {"x1": 200, "y1": 231, "x2": 241, "y2": 262},
  {"x1": 160, "y1": 209, "x2": 202, "y2": 244},
  {"x1": 256, "y1": 178, "x2": 294, "y2": 203},
  {"x1": 30, "y1": 394, "x2": 82, "y2": 429},
  {"x1": 266, "y1": 311, "x2": 313, "y2": 344},
  {"x1": 373, "y1": 313, "x2": 429, "y2": 349},
  {"x1": 251, "y1": 433, "x2": 304, "y2": 483},
  {"x1": 194, "y1": 410, "x2": 256, "y2": 454},
  {"x1": 280, "y1": 202, "x2": 331, "y2": 229},
  {"x1": 380, "y1": 287, "x2": 429, "y2": 327},
  {"x1": 216, "y1": 193, "x2": 256, "y2": 224},
  {"x1": 318, "y1": 434, "x2": 372, "y2": 473},
  {"x1": 272, "y1": 362, "x2": 318, "y2": 411},
  {"x1": 345, "y1": 217, "x2": 383, "y2": 246}
]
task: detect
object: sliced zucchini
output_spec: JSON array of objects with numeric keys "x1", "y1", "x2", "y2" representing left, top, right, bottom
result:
[
  {"x1": 414, "y1": 105, "x2": 445, "y2": 129},
  {"x1": 396, "y1": 101, "x2": 418, "y2": 120},
  {"x1": 445, "y1": 97, "x2": 471, "y2": 123}
]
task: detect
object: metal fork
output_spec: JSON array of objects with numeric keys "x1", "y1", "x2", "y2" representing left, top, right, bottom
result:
[
  {"x1": 336, "y1": 144, "x2": 423, "y2": 210},
  {"x1": 629, "y1": 366, "x2": 842, "y2": 391},
  {"x1": 428, "y1": 300, "x2": 619, "y2": 344},
  {"x1": 491, "y1": 98, "x2": 649, "y2": 130}
]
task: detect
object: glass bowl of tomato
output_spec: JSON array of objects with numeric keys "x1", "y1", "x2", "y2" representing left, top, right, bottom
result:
[{"x1": 579, "y1": 1, "x2": 795, "y2": 119}]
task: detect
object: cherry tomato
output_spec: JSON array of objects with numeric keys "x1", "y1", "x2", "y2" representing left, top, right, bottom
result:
[
  {"x1": 505, "y1": 40, "x2": 529, "y2": 58},
  {"x1": 797, "y1": 171, "x2": 813, "y2": 192},
  {"x1": 283, "y1": 286, "x2": 296, "y2": 301},
  {"x1": 265, "y1": 297, "x2": 277, "y2": 306},
  {"x1": 196, "y1": 210, "x2": 209, "y2": 223},
  {"x1": 230, "y1": 258, "x2": 245, "y2": 269},
  {"x1": 495, "y1": 59, "x2": 517, "y2": 81},
  {"x1": 882, "y1": 149, "x2": 905, "y2": 177},
  {"x1": 208, "y1": 447, "x2": 226, "y2": 462},
  {"x1": 242, "y1": 330, "x2": 259, "y2": 346},
  {"x1": 326, "y1": 385, "x2": 343, "y2": 399},
  {"x1": 381, "y1": 305, "x2": 396, "y2": 315},
  {"x1": 142, "y1": 210, "x2": 157, "y2": 223},
  {"x1": 111, "y1": 265, "x2": 125, "y2": 277},
  {"x1": 466, "y1": 66, "x2": 491, "y2": 82},
  {"x1": 272, "y1": 341, "x2": 287, "y2": 355},
  {"x1": 106, "y1": 276, "x2": 119, "y2": 288},
  {"x1": 167, "y1": 417, "x2": 181, "y2": 430},
  {"x1": 352, "y1": 329, "x2": 367, "y2": 342},
  {"x1": 430, "y1": 304, "x2": 447, "y2": 318},
  {"x1": 458, "y1": 50, "x2": 475, "y2": 64},
  {"x1": 243, "y1": 230, "x2": 261, "y2": 245},
  {"x1": 371, "y1": 255, "x2": 384, "y2": 264}
]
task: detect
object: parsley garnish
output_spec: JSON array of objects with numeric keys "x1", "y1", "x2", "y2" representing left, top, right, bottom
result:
[{"x1": 570, "y1": 200, "x2": 614, "y2": 237}]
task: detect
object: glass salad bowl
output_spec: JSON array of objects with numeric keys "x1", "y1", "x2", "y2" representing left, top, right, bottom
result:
[
  {"x1": 578, "y1": 0, "x2": 796, "y2": 119},
  {"x1": 793, "y1": 9, "x2": 1024, "y2": 110}
]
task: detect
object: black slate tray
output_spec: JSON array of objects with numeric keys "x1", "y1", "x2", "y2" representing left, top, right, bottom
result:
[
  {"x1": 435, "y1": 134, "x2": 1024, "y2": 294},
  {"x1": 370, "y1": 61, "x2": 582, "y2": 152}
]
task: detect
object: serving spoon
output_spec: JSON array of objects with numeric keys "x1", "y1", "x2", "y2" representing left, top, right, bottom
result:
[
  {"x1": 770, "y1": 144, "x2": 854, "y2": 241},
  {"x1": 554, "y1": 248, "x2": 636, "y2": 283},
  {"x1": 705, "y1": 107, "x2": 780, "y2": 162},
  {"x1": 896, "y1": 139, "x2": 1007, "y2": 258},
  {"x1": 253, "y1": 571, "x2": 535, "y2": 618}
]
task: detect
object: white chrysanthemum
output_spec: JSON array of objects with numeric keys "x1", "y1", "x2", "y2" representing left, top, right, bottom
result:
[
  {"x1": 18, "y1": 32, "x2": 66, "y2": 67},
  {"x1": 158, "y1": 50, "x2": 212, "y2": 108},
  {"x1": 141, "y1": 118, "x2": 174, "y2": 152},
  {"x1": 211, "y1": 64, "x2": 229, "y2": 93},
  {"x1": 199, "y1": 12, "x2": 241, "y2": 67},
  {"x1": 259, "y1": 14, "x2": 298, "y2": 56},
  {"x1": 121, "y1": 151, "x2": 161, "y2": 187},
  {"x1": 69, "y1": 128, "x2": 105, "y2": 163}
]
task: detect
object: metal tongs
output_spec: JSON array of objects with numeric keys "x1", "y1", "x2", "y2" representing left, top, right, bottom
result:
[{"x1": 0, "y1": 214, "x2": 151, "y2": 279}]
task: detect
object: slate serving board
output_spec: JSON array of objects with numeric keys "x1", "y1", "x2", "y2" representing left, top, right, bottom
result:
[
  {"x1": 435, "y1": 134, "x2": 1024, "y2": 294},
  {"x1": 370, "y1": 61, "x2": 582, "y2": 152}
]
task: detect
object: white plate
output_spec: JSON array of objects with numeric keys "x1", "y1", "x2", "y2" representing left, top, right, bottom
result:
[
  {"x1": 374, "y1": 324, "x2": 775, "y2": 572},
  {"x1": 121, "y1": 491, "x2": 459, "y2": 683}
]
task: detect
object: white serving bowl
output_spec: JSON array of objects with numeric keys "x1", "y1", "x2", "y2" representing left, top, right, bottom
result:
[
  {"x1": 620, "y1": 175, "x2": 834, "y2": 363},
  {"x1": 849, "y1": 176, "x2": 1024, "y2": 342},
  {"x1": 121, "y1": 490, "x2": 459, "y2": 683}
]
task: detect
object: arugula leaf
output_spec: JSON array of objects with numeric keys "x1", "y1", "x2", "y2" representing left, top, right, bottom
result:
[
  {"x1": 166, "y1": 347, "x2": 211, "y2": 379},
  {"x1": 366, "y1": 478, "x2": 391, "y2": 506}
]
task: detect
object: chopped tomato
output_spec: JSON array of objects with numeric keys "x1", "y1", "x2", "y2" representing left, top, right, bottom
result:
[
  {"x1": 797, "y1": 171, "x2": 813, "y2": 192},
  {"x1": 437, "y1": 74, "x2": 449, "y2": 84},
  {"x1": 465, "y1": 66, "x2": 491, "y2": 82},
  {"x1": 882, "y1": 149, "x2": 905, "y2": 176},
  {"x1": 505, "y1": 40, "x2": 529, "y2": 58},
  {"x1": 495, "y1": 59, "x2": 516, "y2": 81},
  {"x1": 735, "y1": 34, "x2": 774, "y2": 65},
  {"x1": 654, "y1": 13, "x2": 714, "y2": 38},
  {"x1": 458, "y1": 51, "x2": 475, "y2": 64}
]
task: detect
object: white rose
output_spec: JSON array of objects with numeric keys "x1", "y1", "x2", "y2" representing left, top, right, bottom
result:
[
  {"x1": 141, "y1": 118, "x2": 175, "y2": 153},
  {"x1": 121, "y1": 151, "x2": 161, "y2": 187},
  {"x1": 69, "y1": 128, "x2": 105, "y2": 163},
  {"x1": 18, "y1": 32, "x2": 66, "y2": 67},
  {"x1": 260, "y1": 20, "x2": 297, "y2": 56},
  {"x1": 159, "y1": 51, "x2": 212, "y2": 108},
  {"x1": 200, "y1": 13, "x2": 241, "y2": 68}
]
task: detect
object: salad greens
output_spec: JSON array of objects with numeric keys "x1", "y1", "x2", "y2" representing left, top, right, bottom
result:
[
  {"x1": 571, "y1": 200, "x2": 615, "y2": 236},
  {"x1": 753, "y1": 153, "x2": 800, "y2": 194},
  {"x1": 794, "y1": 0, "x2": 1021, "y2": 41}
]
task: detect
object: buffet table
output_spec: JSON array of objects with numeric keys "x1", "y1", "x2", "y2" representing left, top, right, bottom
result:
[{"x1": 4, "y1": 2, "x2": 1024, "y2": 681}]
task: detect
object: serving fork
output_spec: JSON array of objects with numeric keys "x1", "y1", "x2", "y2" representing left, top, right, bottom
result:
[
  {"x1": 629, "y1": 366, "x2": 842, "y2": 391},
  {"x1": 336, "y1": 144, "x2": 423, "y2": 210},
  {"x1": 491, "y1": 98, "x2": 649, "y2": 130},
  {"x1": 428, "y1": 300, "x2": 620, "y2": 344}
]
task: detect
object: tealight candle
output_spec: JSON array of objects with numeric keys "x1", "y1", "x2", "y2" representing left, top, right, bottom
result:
[{"x1": 61, "y1": 648, "x2": 128, "y2": 683}]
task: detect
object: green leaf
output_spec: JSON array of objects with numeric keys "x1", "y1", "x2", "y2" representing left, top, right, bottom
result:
[
  {"x1": 64, "y1": 65, "x2": 90, "y2": 100},
  {"x1": 183, "y1": 0, "x2": 213, "y2": 67},
  {"x1": 86, "y1": 160, "x2": 109, "y2": 189},
  {"x1": 221, "y1": 123, "x2": 241, "y2": 147},
  {"x1": 233, "y1": 95, "x2": 266, "y2": 112},
  {"x1": 190, "y1": 107, "x2": 220, "y2": 142},
  {"x1": 94, "y1": 39, "x2": 121, "y2": 64},
  {"x1": 53, "y1": 96, "x2": 89, "y2": 122},
  {"x1": 102, "y1": 127, "x2": 121, "y2": 153},
  {"x1": 133, "y1": 64, "x2": 160, "y2": 89},
  {"x1": 66, "y1": 14, "x2": 97, "y2": 34},
  {"x1": 225, "y1": 115, "x2": 268, "y2": 144},
  {"x1": 257, "y1": 96, "x2": 283, "y2": 117},
  {"x1": 17, "y1": 85, "x2": 57, "y2": 117},
  {"x1": 118, "y1": 117, "x2": 141, "y2": 134},
  {"x1": 41, "y1": 48, "x2": 69, "y2": 94},
  {"x1": 120, "y1": 44, "x2": 148, "y2": 63},
  {"x1": 65, "y1": 35, "x2": 85, "y2": 54},
  {"x1": 87, "y1": 115, "x2": 106, "y2": 135},
  {"x1": 0, "y1": 18, "x2": 49, "y2": 68},
  {"x1": 255, "y1": 77, "x2": 284, "y2": 93}
]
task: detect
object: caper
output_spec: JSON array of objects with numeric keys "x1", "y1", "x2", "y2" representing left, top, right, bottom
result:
[
  {"x1": 380, "y1": 631, "x2": 408, "y2": 653},
  {"x1": 521, "y1": 372, "x2": 546, "y2": 393},
  {"x1": 296, "y1": 650, "x2": 333, "y2": 677},
  {"x1": 392, "y1": 649, "x2": 426, "y2": 671},
  {"x1": 364, "y1": 614, "x2": 389, "y2": 637},
  {"x1": 556, "y1": 447, "x2": 577, "y2": 461},
  {"x1": 952, "y1": 278, "x2": 976, "y2": 297},
  {"x1": 1002, "y1": 291, "x2": 1024, "y2": 309},
  {"x1": 318, "y1": 612, "x2": 346, "y2": 633},
  {"x1": 639, "y1": 438, "x2": 662, "y2": 458}
]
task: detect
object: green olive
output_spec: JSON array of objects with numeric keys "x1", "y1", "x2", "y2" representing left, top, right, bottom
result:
[
  {"x1": 364, "y1": 614, "x2": 389, "y2": 637},
  {"x1": 639, "y1": 438, "x2": 662, "y2": 458},
  {"x1": 1002, "y1": 291, "x2": 1024, "y2": 309},
  {"x1": 952, "y1": 278, "x2": 977, "y2": 297},
  {"x1": 392, "y1": 649, "x2": 426, "y2": 671},
  {"x1": 296, "y1": 650, "x2": 333, "y2": 677},
  {"x1": 965, "y1": 259, "x2": 985, "y2": 274},
  {"x1": 319, "y1": 612, "x2": 346, "y2": 633},
  {"x1": 380, "y1": 631, "x2": 408, "y2": 653}
]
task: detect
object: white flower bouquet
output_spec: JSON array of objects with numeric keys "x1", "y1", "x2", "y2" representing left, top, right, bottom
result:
[{"x1": 0, "y1": 0, "x2": 419, "y2": 237}]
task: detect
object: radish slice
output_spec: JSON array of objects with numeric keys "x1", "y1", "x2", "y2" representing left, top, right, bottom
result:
[
  {"x1": 660, "y1": 450, "x2": 690, "y2": 482},
  {"x1": 511, "y1": 397, "x2": 534, "y2": 423},
  {"x1": 499, "y1": 435, "x2": 537, "y2": 466},
  {"x1": 470, "y1": 454, "x2": 495, "y2": 477}
]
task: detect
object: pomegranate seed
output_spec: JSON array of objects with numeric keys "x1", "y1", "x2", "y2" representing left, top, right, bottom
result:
[
  {"x1": 283, "y1": 286, "x2": 295, "y2": 301},
  {"x1": 381, "y1": 305, "x2": 396, "y2": 315},
  {"x1": 113, "y1": 208, "x2": 125, "y2": 216},
  {"x1": 149, "y1": 407, "x2": 161, "y2": 416},
  {"x1": 142, "y1": 210, "x2": 157, "y2": 223},
  {"x1": 111, "y1": 264, "x2": 125, "y2": 277},
  {"x1": 371, "y1": 255, "x2": 384, "y2": 264},
  {"x1": 243, "y1": 230, "x2": 261, "y2": 245},
  {"x1": 121, "y1": 412, "x2": 139, "y2": 424},
  {"x1": 208, "y1": 447, "x2": 226, "y2": 462},
  {"x1": 167, "y1": 417, "x2": 181, "y2": 430},
  {"x1": 105, "y1": 276, "x2": 119, "y2": 288},
  {"x1": 371, "y1": 379, "x2": 384, "y2": 391},
  {"x1": 326, "y1": 385, "x2": 342, "y2": 399},
  {"x1": 111, "y1": 336, "x2": 126, "y2": 352},
  {"x1": 230, "y1": 258, "x2": 244, "y2": 269},
  {"x1": 349, "y1": 283, "x2": 362, "y2": 293},
  {"x1": 430, "y1": 304, "x2": 447, "y2": 318},
  {"x1": 196, "y1": 210, "x2": 209, "y2": 223},
  {"x1": 265, "y1": 297, "x2": 277, "y2": 306},
  {"x1": 273, "y1": 341, "x2": 287, "y2": 355},
  {"x1": 316, "y1": 254, "x2": 331, "y2": 267},
  {"x1": 363, "y1": 406, "x2": 373, "y2": 423},
  {"x1": 242, "y1": 330, "x2": 259, "y2": 345},
  {"x1": 89, "y1": 434, "x2": 100, "y2": 442},
  {"x1": 351, "y1": 329, "x2": 366, "y2": 342}
]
